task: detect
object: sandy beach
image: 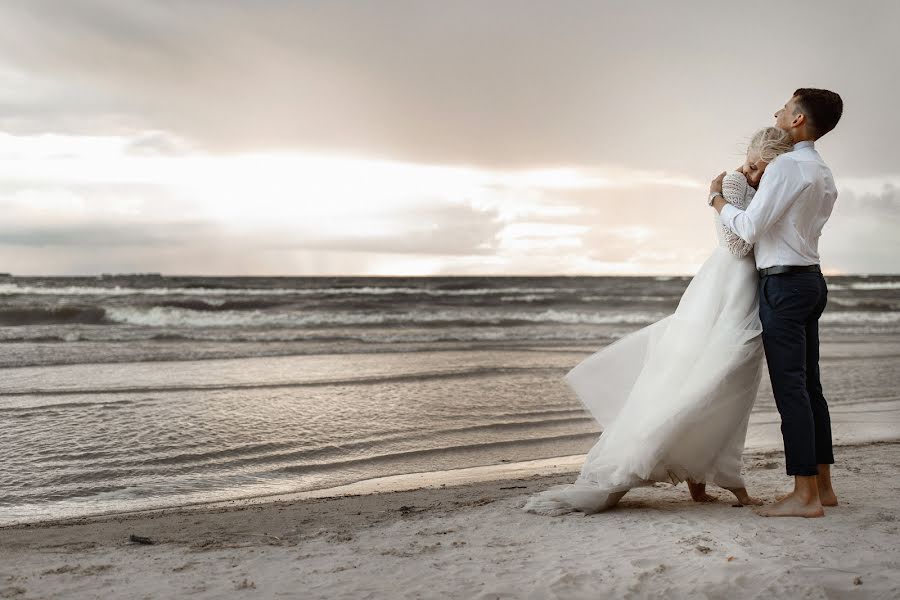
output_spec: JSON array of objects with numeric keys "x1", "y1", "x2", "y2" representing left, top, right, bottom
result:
[{"x1": 2, "y1": 441, "x2": 898, "y2": 599}]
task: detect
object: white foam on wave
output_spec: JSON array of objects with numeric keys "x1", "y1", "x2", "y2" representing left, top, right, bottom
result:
[
  {"x1": 820, "y1": 311, "x2": 900, "y2": 325},
  {"x1": 580, "y1": 294, "x2": 672, "y2": 303},
  {"x1": 828, "y1": 281, "x2": 900, "y2": 291},
  {"x1": 0, "y1": 283, "x2": 576, "y2": 298},
  {"x1": 99, "y1": 305, "x2": 900, "y2": 335},
  {"x1": 498, "y1": 294, "x2": 550, "y2": 302},
  {"x1": 828, "y1": 297, "x2": 899, "y2": 310},
  {"x1": 847, "y1": 281, "x2": 900, "y2": 290},
  {"x1": 103, "y1": 305, "x2": 666, "y2": 328}
]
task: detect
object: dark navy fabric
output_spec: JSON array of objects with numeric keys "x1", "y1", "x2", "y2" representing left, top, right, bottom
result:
[{"x1": 759, "y1": 271, "x2": 833, "y2": 476}]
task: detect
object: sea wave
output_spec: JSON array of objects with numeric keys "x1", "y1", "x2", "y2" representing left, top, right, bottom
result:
[
  {"x1": 828, "y1": 281, "x2": 900, "y2": 291},
  {"x1": 827, "y1": 297, "x2": 900, "y2": 311},
  {"x1": 4, "y1": 302, "x2": 897, "y2": 330},
  {"x1": 0, "y1": 283, "x2": 577, "y2": 298},
  {"x1": 0, "y1": 306, "x2": 106, "y2": 326},
  {"x1": 579, "y1": 294, "x2": 674, "y2": 303},
  {"x1": 103, "y1": 306, "x2": 667, "y2": 328},
  {"x1": 820, "y1": 311, "x2": 900, "y2": 325}
]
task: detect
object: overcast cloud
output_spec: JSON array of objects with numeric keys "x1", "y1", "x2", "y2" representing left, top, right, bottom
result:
[{"x1": 0, "y1": 0, "x2": 897, "y2": 275}]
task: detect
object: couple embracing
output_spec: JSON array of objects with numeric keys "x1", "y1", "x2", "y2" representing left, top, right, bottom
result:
[{"x1": 525, "y1": 88, "x2": 843, "y2": 518}]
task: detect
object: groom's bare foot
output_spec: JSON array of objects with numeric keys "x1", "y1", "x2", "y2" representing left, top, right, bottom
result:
[
  {"x1": 818, "y1": 488, "x2": 838, "y2": 507},
  {"x1": 773, "y1": 492, "x2": 834, "y2": 505},
  {"x1": 756, "y1": 476, "x2": 825, "y2": 518},
  {"x1": 687, "y1": 480, "x2": 717, "y2": 503},
  {"x1": 756, "y1": 493, "x2": 824, "y2": 518},
  {"x1": 725, "y1": 486, "x2": 764, "y2": 506},
  {"x1": 817, "y1": 464, "x2": 839, "y2": 507},
  {"x1": 777, "y1": 468, "x2": 837, "y2": 505}
]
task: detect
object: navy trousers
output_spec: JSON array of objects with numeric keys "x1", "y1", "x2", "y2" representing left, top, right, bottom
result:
[{"x1": 758, "y1": 271, "x2": 834, "y2": 476}]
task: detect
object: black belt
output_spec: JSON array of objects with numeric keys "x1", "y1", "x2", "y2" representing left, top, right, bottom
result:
[{"x1": 758, "y1": 264, "x2": 821, "y2": 278}]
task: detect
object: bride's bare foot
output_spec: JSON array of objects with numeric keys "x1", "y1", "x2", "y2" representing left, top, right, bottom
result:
[
  {"x1": 605, "y1": 490, "x2": 628, "y2": 510},
  {"x1": 687, "y1": 480, "x2": 717, "y2": 503},
  {"x1": 755, "y1": 476, "x2": 825, "y2": 518},
  {"x1": 817, "y1": 464, "x2": 839, "y2": 507},
  {"x1": 725, "y1": 486, "x2": 764, "y2": 506}
]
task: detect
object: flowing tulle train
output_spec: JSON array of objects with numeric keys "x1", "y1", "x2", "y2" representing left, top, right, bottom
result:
[{"x1": 523, "y1": 246, "x2": 763, "y2": 515}]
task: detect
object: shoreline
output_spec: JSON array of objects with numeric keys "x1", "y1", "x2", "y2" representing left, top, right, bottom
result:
[
  {"x1": 0, "y1": 453, "x2": 588, "y2": 530},
  {"x1": 4, "y1": 435, "x2": 898, "y2": 532}
]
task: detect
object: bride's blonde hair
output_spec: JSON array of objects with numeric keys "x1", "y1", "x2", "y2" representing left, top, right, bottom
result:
[{"x1": 748, "y1": 127, "x2": 793, "y2": 162}]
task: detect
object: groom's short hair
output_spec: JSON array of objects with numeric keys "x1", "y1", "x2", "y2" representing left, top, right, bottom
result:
[{"x1": 792, "y1": 88, "x2": 843, "y2": 139}]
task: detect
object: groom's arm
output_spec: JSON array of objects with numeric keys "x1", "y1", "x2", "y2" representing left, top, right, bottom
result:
[{"x1": 711, "y1": 158, "x2": 809, "y2": 245}]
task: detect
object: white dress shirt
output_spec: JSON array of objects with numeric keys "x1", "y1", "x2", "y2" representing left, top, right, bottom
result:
[{"x1": 720, "y1": 140, "x2": 838, "y2": 270}]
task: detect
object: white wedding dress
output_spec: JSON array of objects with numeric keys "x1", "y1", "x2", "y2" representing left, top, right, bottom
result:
[{"x1": 523, "y1": 172, "x2": 764, "y2": 515}]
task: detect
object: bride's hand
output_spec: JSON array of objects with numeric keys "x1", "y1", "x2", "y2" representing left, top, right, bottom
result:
[{"x1": 709, "y1": 171, "x2": 726, "y2": 194}]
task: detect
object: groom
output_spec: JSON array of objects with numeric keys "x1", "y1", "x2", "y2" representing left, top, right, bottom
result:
[{"x1": 709, "y1": 88, "x2": 843, "y2": 517}]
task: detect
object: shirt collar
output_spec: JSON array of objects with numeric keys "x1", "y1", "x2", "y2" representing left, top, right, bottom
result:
[{"x1": 793, "y1": 140, "x2": 815, "y2": 151}]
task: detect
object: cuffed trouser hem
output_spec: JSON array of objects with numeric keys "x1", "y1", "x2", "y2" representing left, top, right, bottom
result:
[{"x1": 786, "y1": 465, "x2": 819, "y2": 477}]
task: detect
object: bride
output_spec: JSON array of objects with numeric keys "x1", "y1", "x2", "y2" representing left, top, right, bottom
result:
[{"x1": 523, "y1": 127, "x2": 794, "y2": 516}]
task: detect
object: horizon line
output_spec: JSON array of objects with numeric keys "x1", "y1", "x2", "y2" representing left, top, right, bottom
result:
[{"x1": 3, "y1": 272, "x2": 899, "y2": 279}]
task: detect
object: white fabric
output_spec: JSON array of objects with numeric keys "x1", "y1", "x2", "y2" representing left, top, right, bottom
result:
[
  {"x1": 720, "y1": 140, "x2": 837, "y2": 270},
  {"x1": 523, "y1": 237, "x2": 764, "y2": 516},
  {"x1": 717, "y1": 171, "x2": 756, "y2": 258}
]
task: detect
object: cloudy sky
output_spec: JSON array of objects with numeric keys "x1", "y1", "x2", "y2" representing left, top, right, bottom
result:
[{"x1": 0, "y1": 0, "x2": 897, "y2": 276}]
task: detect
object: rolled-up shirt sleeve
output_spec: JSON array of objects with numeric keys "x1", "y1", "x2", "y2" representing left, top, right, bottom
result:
[{"x1": 720, "y1": 157, "x2": 809, "y2": 245}]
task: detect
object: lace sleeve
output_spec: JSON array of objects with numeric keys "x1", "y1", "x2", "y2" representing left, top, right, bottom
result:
[{"x1": 721, "y1": 172, "x2": 754, "y2": 257}]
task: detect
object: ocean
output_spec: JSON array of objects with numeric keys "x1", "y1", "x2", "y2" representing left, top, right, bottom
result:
[{"x1": 2, "y1": 274, "x2": 899, "y2": 524}]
